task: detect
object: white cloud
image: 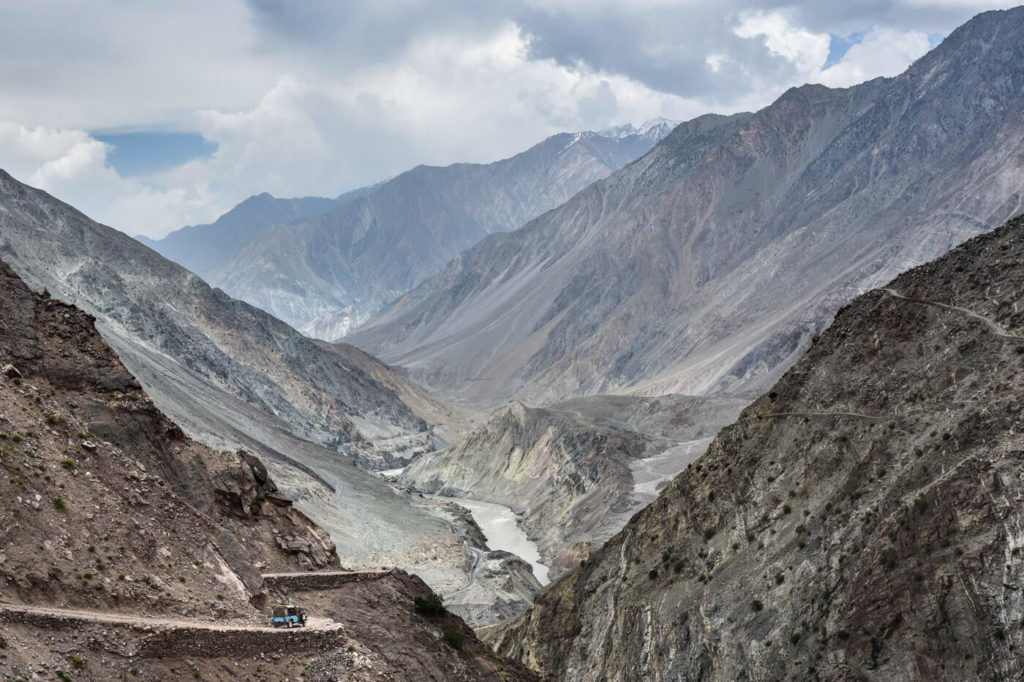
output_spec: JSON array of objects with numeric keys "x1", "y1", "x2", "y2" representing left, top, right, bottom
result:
[
  {"x1": 734, "y1": 11, "x2": 831, "y2": 76},
  {"x1": 818, "y1": 28, "x2": 932, "y2": 88},
  {"x1": 733, "y1": 11, "x2": 933, "y2": 92},
  {"x1": 0, "y1": 22, "x2": 706, "y2": 237},
  {"x1": 0, "y1": 2, "x2": 987, "y2": 238}
]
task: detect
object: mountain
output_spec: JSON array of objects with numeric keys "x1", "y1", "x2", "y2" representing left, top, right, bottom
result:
[
  {"x1": 350, "y1": 8, "x2": 1024, "y2": 410},
  {"x1": 0, "y1": 169, "x2": 543, "y2": 626},
  {"x1": 0, "y1": 169, "x2": 433, "y2": 454},
  {"x1": 485, "y1": 210, "x2": 1024, "y2": 680},
  {"x1": 0, "y1": 259, "x2": 536, "y2": 681},
  {"x1": 400, "y1": 394, "x2": 745, "y2": 578},
  {"x1": 207, "y1": 121, "x2": 677, "y2": 339},
  {"x1": 138, "y1": 188, "x2": 370, "y2": 280}
]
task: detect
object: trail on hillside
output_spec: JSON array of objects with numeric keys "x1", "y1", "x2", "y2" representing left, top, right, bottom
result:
[{"x1": 884, "y1": 288, "x2": 1023, "y2": 340}]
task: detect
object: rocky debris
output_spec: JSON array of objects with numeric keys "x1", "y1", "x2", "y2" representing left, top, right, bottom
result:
[
  {"x1": 352, "y1": 6, "x2": 1024, "y2": 411},
  {"x1": 0, "y1": 255, "x2": 338, "y2": 613},
  {"x1": 489, "y1": 213, "x2": 1024, "y2": 680}
]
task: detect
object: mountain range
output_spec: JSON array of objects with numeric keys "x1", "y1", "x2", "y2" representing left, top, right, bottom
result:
[
  {"x1": 350, "y1": 8, "x2": 1024, "y2": 411},
  {"x1": 146, "y1": 120, "x2": 676, "y2": 340},
  {"x1": 136, "y1": 188, "x2": 370, "y2": 280},
  {"x1": 0, "y1": 169, "x2": 538, "y2": 626}
]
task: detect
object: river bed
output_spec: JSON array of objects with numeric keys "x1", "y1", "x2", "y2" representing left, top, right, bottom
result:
[{"x1": 443, "y1": 497, "x2": 550, "y2": 586}]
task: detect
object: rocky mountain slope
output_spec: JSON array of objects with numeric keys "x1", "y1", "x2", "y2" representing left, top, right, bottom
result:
[
  {"x1": 351, "y1": 7, "x2": 1024, "y2": 410},
  {"x1": 138, "y1": 188, "x2": 370, "y2": 281},
  {"x1": 402, "y1": 394, "x2": 744, "y2": 578},
  {"x1": 0, "y1": 168, "x2": 437, "y2": 460},
  {"x1": 0, "y1": 259, "x2": 536, "y2": 681},
  {"x1": 209, "y1": 121, "x2": 675, "y2": 339},
  {"x1": 0, "y1": 169, "x2": 543, "y2": 626},
  {"x1": 487, "y1": 213, "x2": 1024, "y2": 680}
]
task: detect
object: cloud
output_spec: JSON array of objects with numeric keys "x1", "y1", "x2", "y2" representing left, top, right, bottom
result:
[
  {"x1": 0, "y1": 1, "x2": 1004, "y2": 238},
  {"x1": 818, "y1": 28, "x2": 932, "y2": 87}
]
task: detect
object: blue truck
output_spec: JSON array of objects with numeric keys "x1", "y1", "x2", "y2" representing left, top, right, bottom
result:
[{"x1": 270, "y1": 604, "x2": 308, "y2": 628}]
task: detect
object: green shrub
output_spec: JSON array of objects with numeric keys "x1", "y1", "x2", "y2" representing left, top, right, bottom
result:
[
  {"x1": 53, "y1": 497, "x2": 66, "y2": 510},
  {"x1": 440, "y1": 623, "x2": 464, "y2": 649},
  {"x1": 414, "y1": 592, "x2": 446, "y2": 617},
  {"x1": 61, "y1": 458, "x2": 75, "y2": 469},
  {"x1": 648, "y1": 569, "x2": 658, "y2": 580},
  {"x1": 750, "y1": 599, "x2": 763, "y2": 612},
  {"x1": 70, "y1": 654, "x2": 84, "y2": 669}
]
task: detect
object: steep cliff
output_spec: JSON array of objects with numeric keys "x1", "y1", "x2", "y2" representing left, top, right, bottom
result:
[{"x1": 489, "y1": 214, "x2": 1024, "y2": 680}]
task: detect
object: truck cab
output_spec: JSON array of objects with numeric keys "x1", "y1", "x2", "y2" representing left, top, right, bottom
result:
[{"x1": 270, "y1": 604, "x2": 308, "y2": 628}]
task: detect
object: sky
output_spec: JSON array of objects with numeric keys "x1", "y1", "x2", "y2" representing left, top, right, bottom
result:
[{"x1": 0, "y1": 1, "x2": 1016, "y2": 238}]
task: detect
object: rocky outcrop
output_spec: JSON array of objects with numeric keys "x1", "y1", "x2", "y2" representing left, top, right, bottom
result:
[
  {"x1": 351, "y1": 7, "x2": 1024, "y2": 410},
  {"x1": 208, "y1": 123, "x2": 675, "y2": 339},
  {"x1": 490, "y1": 213, "x2": 1024, "y2": 680}
]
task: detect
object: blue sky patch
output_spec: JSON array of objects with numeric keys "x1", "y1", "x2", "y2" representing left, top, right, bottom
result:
[
  {"x1": 824, "y1": 31, "x2": 867, "y2": 69},
  {"x1": 92, "y1": 131, "x2": 217, "y2": 177}
]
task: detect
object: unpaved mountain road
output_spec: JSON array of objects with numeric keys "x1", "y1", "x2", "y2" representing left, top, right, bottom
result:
[
  {"x1": 0, "y1": 569, "x2": 390, "y2": 635},
  {"x1": 884, "y1": 288, "x2": 1023, "y2": 340},
  {"x1": 0, "y1": 602, "x2": 342, "y2": 633}
]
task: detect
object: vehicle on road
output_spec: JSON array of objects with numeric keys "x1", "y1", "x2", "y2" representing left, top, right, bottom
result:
[{"x1": 270, "y1": 604, "x2": 308, "y2": 628}]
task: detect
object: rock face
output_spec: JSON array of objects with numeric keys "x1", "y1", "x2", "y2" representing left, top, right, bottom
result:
[
  {"x1": 350, "y1": 7, "x2": 1024, "y2": 410},
  {"x1": 489, "y1": 214, "x2": 1024, "y2": 680},
  {"x1": 402, "y1": 395, "x2": 744, "y2": 577},
  {"x1": 138, "y1": 189, "x2": 367, "y2": 280},
  {"x1": 208, "y1": 122, "x2": 675, "y2": 339}
]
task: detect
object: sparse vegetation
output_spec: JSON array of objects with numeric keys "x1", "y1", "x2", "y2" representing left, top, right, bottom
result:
[
  {"x1": 440, "y1": 623, "x2": 464, "y2": 649},
  {"x1": 414, "y1": 591, "x2": 446, "y2": 617},
  {"x1": 53, "y1": 496, "x2": 66, "y2": 510}
]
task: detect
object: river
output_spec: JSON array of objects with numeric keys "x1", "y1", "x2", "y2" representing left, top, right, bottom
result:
[{"x1": 445, "y1": 497, "x2": 550, "y2": 586}]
